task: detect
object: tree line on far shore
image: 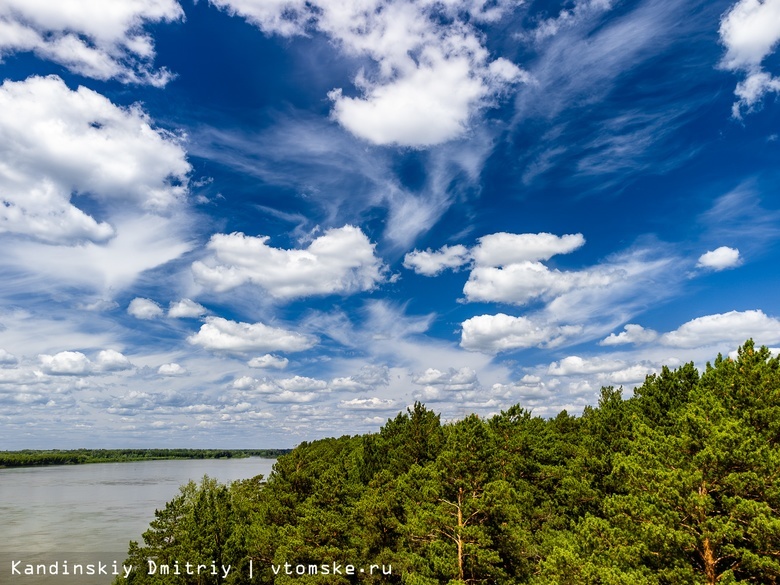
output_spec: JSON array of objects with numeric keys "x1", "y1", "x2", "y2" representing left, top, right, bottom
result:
[
  {"x1": 0, "y1": 449, "x2": 289, "y2": 468},
  {"x1": 118, "y1": 340, "x2": 780, "y2": 584}
]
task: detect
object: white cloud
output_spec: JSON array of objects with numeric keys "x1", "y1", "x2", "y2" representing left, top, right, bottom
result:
[
  {"x1": 403, "y1": 244, "x2": 470, "y2": 276},
  {"x1": 460, "y1": 313, "x2": 582, "y2": 353},
  {"x1": 127, "y1": 298, "x2": 164, "y2": 320},
  {"x1": 0, "y1": 308, "x2": 119, "y2": 358},
  {"x1": 660, "y1": 309, "x2": 780, "y2": 348},
  {"x1": 277, "y1": 376, "x2": 328, "y2": 392},
  {"x1": 697, "y1": 246, "x2": 741, "y2": 270},
  {"x1": 192, "y1": 225, "x2": 385, "y2": 299},
  {"x1": 266, "y1": 391, "x2": 319, "y2": 403},
  {"x1": 339, "y1": 397, "x2": 396, "y2": 410},
  {"x1": 329, "y1": 53, "x2": 494, "y2": 147},
  {"x1": 0, "y1": 349, "x2": 17, "y2": 365},
  {"x1": 95, "y1": 349, "x2": 133, "y2": 372},
  {"x1": 210, "y1": 0, "x2": 525, "y2": 146},
  {"x1": 719, "y1": 0, "x2": 780, "y2": 115},
  {"x1": 540, "y1": 249, "x2": 678, "y2": 327},
  {"x1": 598, "y1": 363, "x2": 653, "y2": 385},
  {"x1": 0, "y1": 0, "x2": 183, "y2": 85},
  {"x1": 39, "y1": 351, "x2": 92, "y2": 375},
  {"x1": 157, "y1": 363, "x2": 187, "y2": 376},
  {"x1": 247, "y1": 354, "x2": 289, "y2": 369},
  {"x1": 0, "y1": 76, "x2": 191, "y2": 244},
  {"x1": 404, "y1": 232, "x2": 612, "y2": 308},
  {"x1": 412, "y1": 367, "x2": 479, "y2": 391},
  {"x1": 415, "y1": 234, "x2": 681, "y2": 355},
  {"x1": 229, "y1": 374, "x2": 329, "y2": 401},
  {"x1": 329, "y1": 365, "x2": 390, "y2": 392},
  {"x1": 471, "y1": 232, "x2": 585, "y2": 266},
  {"x1": 600, "y1": 323, "x2": 659, "y2": 345},
  {"x1": 529, "y1": 0, "x2": 614, "y2": 43},
  {"x1": 5, "y1": 214, "x2": 194, "y2": 293},
  {"x1": 231, "y1": 376, "x2": 260, "y2": 391},
  {"x1": 548, "y1": 355, "x2": 626, "y2": 376},
  {"x1": 463, "y1": 261, "x2": 615, "y2": 306},
  {"x1": 188, "y1": 317, "x2": 317, "y2": 354},
  {"x1": 168, "y1": 299, "x2": 208, "y2": 318}
]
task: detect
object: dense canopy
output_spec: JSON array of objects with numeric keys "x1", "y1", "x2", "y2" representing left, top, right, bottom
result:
[{"x1": 119, "y1": 341, "x2": 780, "y2": 584}]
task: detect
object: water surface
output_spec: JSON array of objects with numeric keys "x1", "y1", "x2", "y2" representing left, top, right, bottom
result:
[{"x1": 0, "y1": 457, "x2": 276, "y2": 554}]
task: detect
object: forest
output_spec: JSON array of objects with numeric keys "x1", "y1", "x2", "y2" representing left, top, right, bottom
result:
[
  {"x1": 0, "y1": 449, "x2": 289, "y2": 468},
  {"x1": 117, "y1": 341, "x2": 780, "y2": 584}
]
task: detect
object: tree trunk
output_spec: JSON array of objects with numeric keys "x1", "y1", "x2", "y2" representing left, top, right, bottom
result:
[
  {"x1": 703, "y1": 537, "x2": 717, "y2": 585},
  {"x1": 457, "y1": 488, "x2": 464, "y2": 582}
]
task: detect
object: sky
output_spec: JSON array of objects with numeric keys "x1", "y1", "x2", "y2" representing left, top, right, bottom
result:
[{"x1": 1, "y1": 0, "x2": 779, "y2": 449}]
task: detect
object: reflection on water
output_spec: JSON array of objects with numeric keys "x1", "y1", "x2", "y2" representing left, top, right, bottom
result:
[{"x1": 0, "y1": 457, "x2": 276, "y2": 554}]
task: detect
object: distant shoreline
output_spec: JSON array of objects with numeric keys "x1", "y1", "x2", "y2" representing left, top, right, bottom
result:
[{"x1": 0, "y1": 449, "x2": 291, "y2": 469}]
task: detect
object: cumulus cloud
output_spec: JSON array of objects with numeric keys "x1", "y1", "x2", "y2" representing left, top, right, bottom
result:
[
  {"x1": 460, "y1": 313, "x2": 582, "y2": 354},
  {"x1": 719, "y1": 0, "x2": 780, "y2": 116},
  {"x1": 460, "y1": 244, "x2": 679, "y2": 351},
  {"x1": 247, "y1": 354, "x2": 289, "y2": 370},
  {"x1": 168, "y1": 299, "x2": 208, "y2": 318},
  {"x1": 192, "y1": 225, "x2": 385, "y2": 299},
  {"x1": 408, "y1": 234, "x2": 682, "y2": 354},
  {"x1": 464, "y1": 261, "x2": 616, "y2": 306},
  {"x1": 339, "y1": 397, "x2": 396, "y2": 410},
  {"x1": 0, "y1": 349, "x2": 17, "y2": 365},
  {"x1": 231, "y1": 376, "x2": 263, "y2": 391},
  {"x1": 228, "y1": 375, "x2": 328, "y2": 404},
  {"x1": 210, "y1": 0, "x2": 525, "y2": 146},
  {"x1": 403, "y1": 244, "x2": 470, "y2": 276},
  {"x1": 404, "y1": 232, "x2": 585, "y2": 277},
  {"x1": 39, "y1": 351, "x2": 92, "y2": 375},
  {"x1": 38, "y1": 348, "x2": 133, "y2": 375},
  {"x1": 660, "y1": 309, "x2": 780, "y2": 348},
  {"x1": 278, "y1": 376, "x2": 329, "y2": 392},
  {"x1": 0, "y1": 76, "x2": 191, "y2": 244},
  {"x1": 95, "y1": 349, "x2": 133, "y2": 372},
  {"x1": 412, "y1": 367, "x2": 479, "y2": 392},
  {"x1": 329, "y1": 365, "x2": 390, "y2": 392},
  {"x1": 127, "y1": 298, "x2": 164, "y2": 320},
  {"x1": 266, "y1": 391, "x2": 319, "y2": 403},
  {"x1": 404, "y1": 232, "x2": 602, "y2": 307},
  {"x1": 460, "y1": 232, "x2": 625, "y2": 308},
  {"x1": 471, "y1": 232, "x2": 585, "y2": 266},
  {"x1": 599, "y1": 363, "x2": 654, "y2": 385},
  {"x1": 188, "y1": 317, "x2": 317, "y2": 354},
  {"x1": 0, "y1": 0, "x2": 183, "y2": 85},
  {"x1": 600, "y1": 323, "x2": 659, "y2": 345},
  {"x1": 697, "y1": 246, "x2": 741, "y2": 270},
  {"x1": 547, "y1": 355, "x2": 626, "y2": 376},
  {"x1": 157, "y1": 363, "x2": 187, "y2": 376},
  {"x1": 226, "y1": 374, "x2": 329, "y2": 405}
]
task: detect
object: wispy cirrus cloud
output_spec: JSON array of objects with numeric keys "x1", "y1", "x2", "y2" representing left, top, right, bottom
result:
[
  {"x1": 191, "y1": 116, "x2": 495, "y2": 249},
  {"x1": 514, "y1": 0, "x2": 711, "y2": 188}
]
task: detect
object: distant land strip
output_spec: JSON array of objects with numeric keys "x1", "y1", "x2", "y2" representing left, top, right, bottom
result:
[{"x1": 0, "y1": 449, "x2": 291, "y2": 468}]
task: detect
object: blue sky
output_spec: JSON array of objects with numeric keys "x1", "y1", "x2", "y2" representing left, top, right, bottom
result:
[{"x1": 1, "y1": 0, "x2": 779, "y2": 448}]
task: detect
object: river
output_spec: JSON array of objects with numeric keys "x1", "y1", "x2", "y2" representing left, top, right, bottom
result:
[{"x1": 0, "y1": 457, "x2": 276, "y2": 583}]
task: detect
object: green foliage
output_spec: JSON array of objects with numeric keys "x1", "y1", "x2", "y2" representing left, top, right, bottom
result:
[
  {"x1": 119, "y1": 475, "x2": 251, "y2": 585},
  {"x1": 117, "y1": 341, "x2": 780, "y2": 584}
]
